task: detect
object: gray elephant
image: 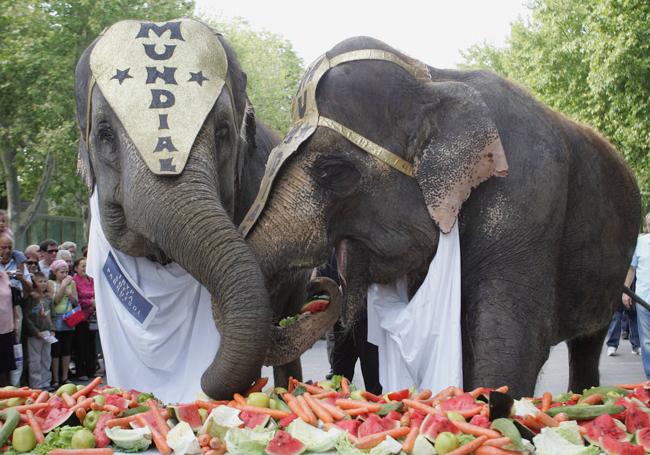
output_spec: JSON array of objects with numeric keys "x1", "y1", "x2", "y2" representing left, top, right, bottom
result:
[
  {"x1": 74, "y1": 18, "x2": 339, "y2": 400},
  {"x1": 245, "y1": 37, "x2": 641, "y2": 397}
]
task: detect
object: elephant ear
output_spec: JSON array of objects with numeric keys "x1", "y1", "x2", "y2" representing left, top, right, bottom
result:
[{"x1": 413, "y1": 81, "x2": 508, "y2": 234}]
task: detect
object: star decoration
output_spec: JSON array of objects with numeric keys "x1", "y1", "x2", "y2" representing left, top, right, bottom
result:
[
  {"x1": 188, "y1": 71, "x2": 209, "y2": 86},
  {"x1": 111, "y1": 68, "x2": 133, "y2": 84}
]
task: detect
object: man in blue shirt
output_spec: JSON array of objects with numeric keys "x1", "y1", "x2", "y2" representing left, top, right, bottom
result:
[{"x1": 624, "y1": 213, "x2": 650, "y2": 378}]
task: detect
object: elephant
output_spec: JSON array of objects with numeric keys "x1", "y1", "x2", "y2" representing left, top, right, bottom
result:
[
  {"x1": 74, "y1": 18, "x2": 340, "y2": 400},
  {"x1": 245, "y1": 36, "x2": 641, "y2": 397}
]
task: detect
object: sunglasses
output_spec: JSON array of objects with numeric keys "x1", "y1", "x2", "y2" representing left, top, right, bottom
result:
[
  {"x1": 26, "y1": 261, "x2": 38, "y2": 265},
  {"x1": 45, "y1": 249, "x2": 58, "y2": 254}
]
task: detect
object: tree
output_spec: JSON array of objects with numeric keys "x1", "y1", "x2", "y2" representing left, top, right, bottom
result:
[
  {"x1": 461, "y1": 0, "x2": 650, "y2": 212},
  {"x1": 0, "y1": 0, "x2": 194, "y2": 240},
  {"x1": 201, "y1": 16, "x2": 304, "y2": 134}
]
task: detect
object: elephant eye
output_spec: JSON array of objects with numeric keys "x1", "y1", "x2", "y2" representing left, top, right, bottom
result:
[
  {"x1": 215, "y1": 120, "x2": 230, "y2": 140},
  {"x1": 312, "y1": 157, "x2": 360, "y2": 196}
]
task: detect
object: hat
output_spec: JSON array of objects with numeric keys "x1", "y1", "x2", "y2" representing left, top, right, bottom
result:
[{"x1": 50, "y1": 259, "x2": 69, "y2": 272}]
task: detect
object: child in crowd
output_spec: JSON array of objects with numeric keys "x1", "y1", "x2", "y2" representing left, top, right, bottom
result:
[
  {"x1": 48, "y1": 260, "x2": 77, "y2": 387},
  {"x1": 23, "y1": 272, "x2": 54, "y2": 389},
  {"x1": 0, "y1": 211, "x2": 13, "y2": 240}
]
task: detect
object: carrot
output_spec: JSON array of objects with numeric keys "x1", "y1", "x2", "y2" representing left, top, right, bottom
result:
[
  {"x1": 475, "y1": 446, "x2": 521, "y2": 455},
  {"x1": 282, "y1": 393, "x2": 312, "y2": 423},
  {"x1": 580, "y1": 393, "x2": 604, "y2": 405},
  {"x1": 446, "y1": 435, "x2": 489, "y2": 455},
  {"x1": 195, "y1": 400, "x2": 228, "y2": 409},
  {"x1": 287, "y1": 376, "x2": 295, "y2": 393},
  {"x1": 535, "y1": 410, "x2": 559, "y2": 427},
  {"x1": 102, "y1": 404, "x2": 120, "y2": 415},
  {"x1": 482, "y1": 437, "x2": 512, "y2": 447},
  {"x1": 75, "y1": 408, "x2": 87, "y2": 422},
  {"x1": 35, "y1": 391, "x2": 49, "y2": 403},
  {"x1": 312, "y1": 391, "x2": 337, "y2": 399},
  {"x1": 305, "y1": 393, "x2": 334, "y2": 423},
  {"x1": 340, "y1": 377, "x2": 350, "y2": 394},
  {"x1": 48, "y1": 450, "x2": 115, "y2": 455},
  {"x1": 402, "y1": 398, "x2": 438, "y2": 416},
  {"x1": 296, "y1": 395, "x2": 318, "y2": 425},
  {"x1": 415, "y1": 389, "x2": 432, "y2": 401},
  {"x1": 0, "y1": 389, "x2": 35, "y2": 399},
  {"x1": 71, "y1": 398, "x2": 94, "y2": 412},
  {"x1": 232, "y1": 393, "x2": 247, "y2": 406},
  {"x1": 146, "y1": 399, "x2": 170, "y2": 437},
  {"x1": 554, "y1": 412, "x2": 569, "y2": 423},
  {"x1": 294, "y1": 380, "x2": 326, "y2": 394},
  {"x1": 61, "y1": 392, "x2": 76, "y2": 408},
  {"x1": 452, "y1": 421, "x2": 501, "y2": 438},
  {"x1": 72, "y1": 377, "x2": 103, "y2": 400},
  {"x1": 523, "y1": 415, "x2": 542, "y2": 431},
  {"x1": 469, "y1": 387, "x2": 489, "y2": 399},
  {"x1": 14, "y1": 402, "x2": 49, "y2": 413},
  {"x1": 136, "y1": 415, "x2": 171, "y2": 455},
  {"x1": 616, "y1": 382, "x2": 649, "y2": 389},
  {"x1": 346, "y1": 407, "x2": 381, "y2": 417},
  {"x1": 234, "y1": 404, "x2": 291, "y2": 420},
  {"x1": 26, "y1": 410, "x2": 44, "y2": 444},
  {"x1": 355, "y1": 426, "x2": 411, "y2": 449},
  {"x1": 336, "y1": 399, "x2": 381, "y2": 412},
  {"x1": 541, "y1": 391, "x2": 552, "y2": 412},
  {"x1": 432, "y1": 386, "x2": 457, "y2": 401},
  {"x1": 361, "y1": 391, "x2": 384, "y2": 403},
  {"x1": 245, "y1": 377, "x2": 268, "y2": 396},
  {"x1": 106, "y1": 415, "x2": 140, "y2": 428},
  {"x1": 318, "y1": 400, "x2": 347, "y2": 420},
  {"x1": 401, "y1": 427, "x2": 419, "y2": 454},
  {"x1": 495, "y1": 386, "x2": 509, "y2": 394},
  {"x1": 454, "y1": 405, "x2": 484, "y2": 418}
]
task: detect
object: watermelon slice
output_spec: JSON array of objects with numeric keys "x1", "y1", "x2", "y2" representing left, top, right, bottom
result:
[
  {"x1": 94, "y1": 413, "x2": 113, "y2": 448},
  {"x1": 358, "y1": 414, "x2": 386, "y2": 438},
  {"x1": 635, "y1": 428, "x2": 650, "y2": 451},
  {"x1": 300, "y1": 299, "x2": 329, "y2": 314},
  {"x1": 265, "y1": 430, "x2": 306, "y2": 455},
  {"x1": 170, "y1": 403, "x2": 203, "y2": 431},
  {"x1": 600, "y1": 435, "x2": 645, "y2": 455},
  {"x1": 334, "y1": 419, "x2": 360, "y2": 437},
  {"x1": 419, "y1": 413, "x2": 459, "y2": 442},
  {"x1": 41, "y1": 407, "x2": 75, "y2": 433},
  {"x1": 585, "y1": 414, "x2": 629, "y2": 444},
  {"x1": 626, "y1": 403, "x2": 650, "y2": 433},
  {"x1": 240, "y1": 411, "x2": 271, "y2": 429},
  {"x1": 440, "y1": 393, "x2": 478, "y2": 412}
]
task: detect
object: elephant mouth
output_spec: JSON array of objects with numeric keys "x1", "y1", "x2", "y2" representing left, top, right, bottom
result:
[{"x1": 264, "y1": 277, "x2": 341, "y2": 366}]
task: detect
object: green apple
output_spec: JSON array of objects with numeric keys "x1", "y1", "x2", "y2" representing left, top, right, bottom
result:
[
  {"x1": 446, "y1": 411, "x2": 466, "y2": 422},
  {"x1": 434, "y1": 432, "x2": 459, "y2": 455},
  {"x1": 350, "y1": 390, "x2": 365, "y2": 401},
  {"x1": 274, "y1": 387, "x2": 288, "y2": 395},
  {"x1": 246, "y1": 392, "x2": 270, "y2": 408},
  {"x1": 93, "y1": 395, "x2": 105, "y2": 406},
  {"x1": 198, "y1": 408, "x2": 208, "y2": 423},
  {"x1": 83, "y1": 410, "x2": 102, "y2": 431},
  {"x1": 71, "y1": 428, "x2": 96, "y2": 449},
  {"x1": 56, "y1": 383, "x2": 77, "y2": 396},
  {"x1": 5, "y1": 397, "x2": 25, "y2": 407},
  {"x1": 318, "y1": 380, "x2": 335, "y2": 391},
  {"x1": 12, "y1": 426, "x2": 37, "y2": 453}
]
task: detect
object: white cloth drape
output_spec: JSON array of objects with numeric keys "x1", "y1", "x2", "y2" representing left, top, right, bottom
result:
[
  {"x1": 87, "y1": 189, "x2": 220, "y2": 403},
  {"x1": 367, "y1": 221, "x2": 463, "y2": 392}
]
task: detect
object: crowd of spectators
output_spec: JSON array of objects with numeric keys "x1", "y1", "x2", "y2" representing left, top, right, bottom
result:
[{"x1": 0, "y1": 210, "x2": 98, "y2": 390}]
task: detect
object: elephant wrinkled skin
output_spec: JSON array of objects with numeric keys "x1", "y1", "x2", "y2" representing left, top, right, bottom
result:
[{"x1": 248, "y1": 37, "x2": 641, "y2": 398}]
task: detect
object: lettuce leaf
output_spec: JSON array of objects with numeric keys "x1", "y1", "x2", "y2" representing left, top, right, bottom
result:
[
  {"x1": 224, "y1": 427, "x2": 275, "y2": 455},
  {"x1": 533, "y1": 421, "x2": 601, "y2": 455},
  {"x1": 287, "y1": 418, "x2": 344, "y2": 452}
]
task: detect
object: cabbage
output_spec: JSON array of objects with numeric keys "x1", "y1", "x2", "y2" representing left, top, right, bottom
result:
[
  {"x1": 412, "y1": 434, "x2": 436, "y2": 455},
  {"x1": 369, "y1": 436, "x2": 403, "y2": 455},
  {"x1": 533, "y1": 421, "x2": 601, "y2": 455},
  {"x1": 224, "y1": 427, "x2": 275, "y2": 455},
  {"x1": 200, "y1": 405, "x2": 243, "y2": 438},
  {"x1": 286, "y1": 418, "x2": 344, "y2": 452},
  {"x1": 166, "y1": 421, "x2": 200, "y2": 454},
  {"x1": 512, "y1": 398, "x2": 540, "y2": 417},
  {"x1": 105, "y1": 426, "x2": 152, "y2": 452},
  {"x1": 334, "y1": 436, "x2": 366, "y2": 455}
]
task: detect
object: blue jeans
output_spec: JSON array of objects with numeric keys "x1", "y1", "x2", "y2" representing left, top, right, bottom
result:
[
  {"x1": 607, "y1": 305, "x2": 639, "y2": 348},
  {"x1": 636, "y1": 303, "x2": 650, "y2": 379}
]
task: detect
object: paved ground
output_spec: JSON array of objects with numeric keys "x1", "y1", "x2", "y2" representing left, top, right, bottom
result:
[{"x1": 262, "y1": 337, "x2": 646, "y2": 395}]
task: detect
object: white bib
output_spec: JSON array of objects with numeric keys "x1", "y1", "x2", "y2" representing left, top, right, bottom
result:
[
  {"x1": 367, "y1": 222, "x2": 463, "y2": 392},
  {"x1": 87, "y1": 190, "x2": 220, "y2": 403}
]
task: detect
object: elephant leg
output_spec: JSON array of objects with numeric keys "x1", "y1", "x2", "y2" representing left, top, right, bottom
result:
[
  {"x1": 566, "y1": 324, "x2": 608, "y2": 393},
  {"x1": 462, "y1": 282, "x2": 552, "y2": 398},
  {"x1": 273, "y1": 359, "x2": 302, "y2": 389}
]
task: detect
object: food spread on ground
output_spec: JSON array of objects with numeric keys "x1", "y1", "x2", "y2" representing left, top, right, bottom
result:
[{"x1": 1, "y1": 376, "x2": 649, "y2": 454}]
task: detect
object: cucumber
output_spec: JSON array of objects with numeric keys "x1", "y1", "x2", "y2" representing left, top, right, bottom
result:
[
  {"x1": 581, "y1": 386, "x2": 629, "y2": 398},
  {"x1": 546, "y1": 403, "x2": 625, "y2": 420},
  {"x1": 0, "y1": 408, "x2": 20, "y2": 447},
  {"x1": 122, "y1": 405, "x2": 150, "y2": 417},
  {"x1": 491, "y1": 418, "x2": 524, "y2": 451}
]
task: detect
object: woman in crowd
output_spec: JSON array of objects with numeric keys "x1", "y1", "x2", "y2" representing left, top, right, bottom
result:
[
  {"x1": 48, "y1": 259, "x2": 78, "y2": 387},
  {"x1": 0, "y1": 270, "x2": 19, "y2": 386},
  {"x1": 72, "y1": 257, "x2": 95, "y2": 380}
]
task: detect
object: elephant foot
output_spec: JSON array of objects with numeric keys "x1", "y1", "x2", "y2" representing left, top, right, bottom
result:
[{"x1": 264, "y1": 277, "x2": 341, "y2": 366}]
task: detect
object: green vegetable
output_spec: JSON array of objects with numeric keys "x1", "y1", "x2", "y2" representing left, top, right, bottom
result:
[
  {"x1": 292, "y1": 385, "x2": 307, "y2": 396},
  {"x1": 434, "y1": 432, "x2": 459, "y2": 454},
  {"x1": 376, "y1": 401, "x2": 404, "y2": 416},
  {"x1": 224, "y1": 427, "x2": 275, "y2": 455},
  {"x1": 136, "y1": 392, "x2": 156, "y2": 404},
  {"x1": 545, "y1": 403, "x2": 625, "y2": 420},
  {"x1": 101, "y1": 387, "x2": 122, "y2": 395},
  {"x1": 33, "y1": 425, "x2": 86, "y2": 454},
  {"x1": 533, "y1": 421, "x2": 600, "y2": 455},
  {"x1": 279, "y1": 316, "x2": 298, "y2": 328},
  {"x1": 105, "y1": 426, "x2": 152, "y2": 452},
  {"x1": 0, "y1": 408, "x2": 20, "y2": 447},
  {"x1": 581, "y1": 386, "x2": 629, "y2": 398},
  {"x1": 330, "y1": 375, "x2": 343, "y2": 391},
  {"x1": 456, "y1": 434, "x2": 476, "y2": 446},
  {"x1": 286, "y1": 418, "x2": 344, "y2": 452},
  {"x1": 491, "y1": 418, "x2": 524, "y2": 451},
  {"x1": 122, "y1": 405, "x2": 150, "y2": 417}
]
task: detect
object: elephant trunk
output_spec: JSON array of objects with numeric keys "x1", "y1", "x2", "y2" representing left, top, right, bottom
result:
[{"x1": 129, "y1": 160, "x2": 272, "y2": 399}]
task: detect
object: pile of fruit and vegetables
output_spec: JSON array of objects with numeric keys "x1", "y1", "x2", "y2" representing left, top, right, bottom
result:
[{"x1": 2, "y1": 376, "x2": 650, "y2": 454}]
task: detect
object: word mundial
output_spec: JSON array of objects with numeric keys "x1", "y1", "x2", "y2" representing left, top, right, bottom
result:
[{"x1": 111, "y1": 22, "x2": 210, "y2": 173}]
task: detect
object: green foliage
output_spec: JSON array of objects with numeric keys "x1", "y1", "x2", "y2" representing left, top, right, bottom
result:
[
  {"x1": 461, "y1": 0, "x2": 650, "y2": 212},
  {"x1": 201, "y1": 16, "x2": 304, "y2": 134},
  {"x1": 0, "y1": 0, "x2": 194, "y2": 220}
]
